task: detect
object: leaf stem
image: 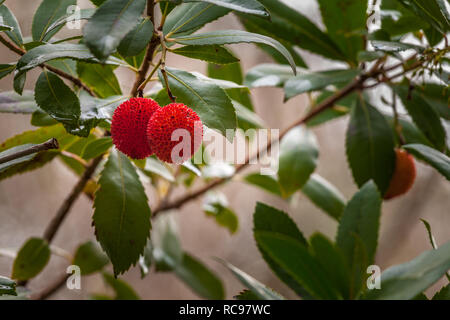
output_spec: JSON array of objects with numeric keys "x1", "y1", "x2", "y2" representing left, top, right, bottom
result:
[{"x1": 0, "y1": 138, "x2": 59, "y2": 165}]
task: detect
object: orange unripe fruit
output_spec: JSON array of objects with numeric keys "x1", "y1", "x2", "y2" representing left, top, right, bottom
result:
[{"x1": 384, "y1": 148, "x2": 416, "y2": 200}]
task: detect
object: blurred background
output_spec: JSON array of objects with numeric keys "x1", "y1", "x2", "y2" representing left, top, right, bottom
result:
[{"x1": 1, "y1": 0, "x2": 449, "y2": 299}]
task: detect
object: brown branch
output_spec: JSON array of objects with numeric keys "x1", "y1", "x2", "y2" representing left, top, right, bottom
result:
[
  {"x1": 43, "y1": 155, "x2": 103, "y2": 243},
  {"x1": 31, "y1": 272, "x2": 69, "y2": 300},
  {"x1": 130, "y1": 0, "x2": 160, "y2": 97},
  {"x1": 0, "y1": 138, "x2": 59, "y2": 165},
  {"x1": 0, "y1": 34, "x2": 95, "y2": 96}
]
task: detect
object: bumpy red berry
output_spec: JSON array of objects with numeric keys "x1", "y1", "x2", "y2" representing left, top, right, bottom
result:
[
  {"x1": 111, "y1": 97, "x2": 160, "y2": 159},
  {"x1": 147, "y1": 103, "x2": 203, "y2": 164},
  {"x1": 384, "y1": 148, "x2": 416, "y2": 200}
]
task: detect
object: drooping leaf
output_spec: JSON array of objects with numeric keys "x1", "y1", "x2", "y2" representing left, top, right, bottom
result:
[
  {"x1": 219, "y1": 260, "x2": 284, "y2": 300},
  {"x1": 277, "y1": 126, "x2": 318, "y2": 197},
  {"x1": 346, "y1": 99, "x2": 396, "y2": 195},
  {"x1": 284, "y1": 69, "x2": 359, "y2": 100},
  {"x1": 118, "y1": 17, "x2": 153, "y2": 58},
  {"x1": 0, "y1": 5, "x2": 23, "y2": 46},
  {"x1": 77, "y1": 62, "x2": 122, "y2": 98},
  {"x1": 403, "y1": 144, "x2": 450, "y2": 181},
  {"x1": 102, "y1": 273, "x2": 140, "y2": 300},
  {"x1": 173, "y1": 30, "x2": 296, "y2": 74},
  {"x1": 203, "y1": 192, "x2": 238, "y2": 234},
  {"x1": 172, "y1": 45, "x2": 239, "y2": 64},
  {"x1": 184, "y1": 0, "x2": 269, "y2": 18},
  {"x1": 12, "y1": 238, "x2": 51, "y2": 281},
  {"x1": 83, "y1": 0, "x2": 146, "y2": 61},
  {"x1": 158, "y1": 67, "x2": 237, "y2": 138},
  {"x1": 93, "y1": 148, "x2": 151, "y2": 276},
  {"x1": 364, "y1": 241, "x2": 450, "y2": 300},
  {"x1": 301, "y1": 174, "x2": 346, "y2": 221},
  {"x1": 32, "y1": 0, "x2": 76, "y2": 42}
]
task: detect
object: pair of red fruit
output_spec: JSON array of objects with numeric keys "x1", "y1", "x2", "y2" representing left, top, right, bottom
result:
[{"x1": 111, "y1": 98, "x2": 203, "y2": 164}]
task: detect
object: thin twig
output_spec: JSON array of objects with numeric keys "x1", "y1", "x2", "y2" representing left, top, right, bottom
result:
[
  {"x1": 31, "y1": 273, "x2": 70, "y2": 300},
  {"x1": 0, "y1": 138, "x2": 59, "y2": 165}
]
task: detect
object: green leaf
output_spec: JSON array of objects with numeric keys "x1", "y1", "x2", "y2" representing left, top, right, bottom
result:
[
  {"x1": 232, "y1": 100, "x2": 264, "y2": 130},
  {"x1": 118, "y1": 17, "x2": 153, "y2": 57},
  {"x1": 32, "y1": 0, "x2": 76, "y2": 42},
  {"x1": 102, "y1": 273, "x2": 140, "y2": 300},
  {"x1": 12, "y1": 238, "x2": 50, "y2": 281},
  {"x1": 394, "y1": 85, "x2": 446, "y2": 151},
  {"x1": 364, "y1": 241, "x2": 450, "y2": 300},
  {"x1": 45, "y1": 8, "x2": 96, "y2": 40},
  {"x1": 432, "y1": 285, "x2": 450, "y2": 300},
  {"x1": 278, "y1": 126, "x2": 318, "y2": 197},
  {"x1": 73, "y1": 241, "x2": 109, "y2": 275},
  {"x1": 163, "y1": 2, "x2": 230, "y2": 36},
  {"x1": 173, "y1": 30, "x2": 296, "y2": 74},
  {"x1": 357, "y1": 50, "x2": 385, "y2": 62},
  {"x1": 81, "y1": 137, "x2": 113, "y2": 160},
  {"x1": 93, "y1": 148, "x2": 151, "y2": 276},
  {"x1": 414, "y1": 83, "x2": 450, "y2": 120},
  {"x1": 77, "y1": 62, "x2": 122, "y2": 98},
  {"x1": 317, "y1": 0, "x2": 366, "y2": 64},
  {"x1": 346, "y1": 99, "x2": 396, "y2": 195},
  {"x1": 400, "y1": 0, "x2": 450, "y2": 34},
  {"x1": 46, "y1": 59, "x2": 77, "y2": 78},
  {"x1": 0, "y1": 91, "x2": 38, "y2": 114},
  {"x1": 0, "y1": 5, "x2": 23, "y2": 46},
  {"x1": 336, "y1": 181, "x2": 382, "y2": 298},
  {"x1": 173, "y1": 253, "x2": 225, "y2": 300},
  {"x1": 244, "y1": 63, "x2": 299, "y2": 88},
  {"x1": 244, "y1": 173, "x2": 281, "y2": 197},
  {"x1": 384, "y1": 114, "x2": 433, "y2": 147},
  {"x1": 0, "y1": 276, "x2": 16, "y2": 296},
  {"x1": 83, "y1": 0, "x2": 146, "y2": 61},
  {"x1": 371, "y1": 40, "x2": 424, "y2": 53},
  {"x1": 13, "y1": 72, "x2": 25, "y2": 95},
  {"x1": 301, "y1": 174, "x2": 346, "y2": 221},
  {"x1": 152, "y1": 215, "x2": 184, "y2": 271},
  {"x1": 241, "y1": 0, "x2": 346, "y2": 62},
  {"x1": 158, "y1": 67, "x2": 237, "y2": 138},
  {"x1": 234, "y1": 289, "x2": 260, "y2": 300},
  {"x1": 0, "y1": 63, "x2": 14, "y2": 80},
  {"x1": 284, "y1": 69, "x2": 359, "y2": 100},
  {"x1": 185, "y1": 0, "x2": 269, "y2": 18},
  {"x1": 309, "y1": 233, "x2": 351, "y2": 299},
  {"x1": 403, "y1": 144, "x2": 450, "y2": 181},
  {"x1": 35, "y1": 70, "x2": 93, "y2": 137},
  {"x1": 0, "y1": 144, "x2": 39, "y2": 173},
  {"x1": 203, "y1": 192, "x2": 238, "y2": 234},
  {"x1": 219, "y1": 260, "x2": 284, "y2": 300},
  {"x1": 172, "y1": 45, "x2": 239, "y2": 64},
  {"x1": 78, "y1": 91, "x2": 128, "y2": 123},
  {"x1": 255, "y1": 231, "x2": 339, "y2": 299},
  {"x1": 137, "y1": 156, "x2": 175, "y2": 182}
]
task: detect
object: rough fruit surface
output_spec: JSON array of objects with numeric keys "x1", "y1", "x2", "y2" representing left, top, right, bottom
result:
[
  {"x1": 147, "y1": 103, "x2": 203, "y2": 164},
  {"x1": 384, "y1": 148, "x2": 416, "y2": 200},
  {"x1": 111, "y1": 97, "x2": 160, "y2": 159}
]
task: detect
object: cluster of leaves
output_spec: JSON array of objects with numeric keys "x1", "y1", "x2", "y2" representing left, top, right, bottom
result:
[{"x1": 0, "y1": 0, "x2": 449, "y2": 300}]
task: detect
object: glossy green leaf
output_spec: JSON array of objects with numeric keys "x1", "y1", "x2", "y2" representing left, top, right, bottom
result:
[
  {"x1": 0, "y1": 276, "x2": 16, "y2": 296},
  {"x1": 81, "y1": 137, "x2": 113, "y2": 160},
  {"x1": 78, "y1": 92, "x2": 128, "y2": 123},
  {"x1": 46, "y1": 59, "x2": 77, "y2": 78},
  {"x1": 185, "y1": 0, "x2": 268, "y2": 18},
  {"x1": 0, "y1": 91, "x2": 38, "y2": 114},
  {"x1": 0, "y1": 5, "x2": 23, "y2": 46},
  {"x1": 13, "y1": 72, "x2": 25, "y2": 95},
  {"x1": 83, "y1": 0, "x2": 146, "y2": 61},
  {"x1": 244, "y1": 173, "x2": 281, "y2": 196},
  {"x1": 203, "y1": 192, "x2": 238, "y2": 234},
  {"x1": 301, "y1": 174, "x2": 346, "y2": 221},
  {"x1": 346, "y1": 99, "x2": 396, "y2": 195},
  {"x1": 32, "y1": 0, "x2": 76, "y2": 41},
  {"x1": 118, "y1": 18, "x2": 153, "y2": 58},
  {"x1": 158, "y1": 67, "x2": 237, "y2": 138},
  {"x1": 93, "y1": 148, "x2": 151, "y2": 276},
  {"x1": 403, "y1": 144, "x2": 450, "y2": 181},
  {"x1": 394, "y1": 85, "x2": 446, "y2": 151},
  {"x1": 364, "y1": 241, "x2": 450, "y2": 300},
  {"x1": 12, "y1": 238, "x2": 50, "y2": 281},
  {"x1": 220, "y1": 260, "x2": 284, "y2": 300},
  {"x1": 278, "y1": 126, "x2": 318, "y2": 197},
  {"x1": 0, "y1": 63, "x2": 14, "y2": 80},
  {"x1": 413, "y1": 83, "x2": 450, "y2": 120},
  {"x1": 244, "y1": 63, "x2": 299, "y2": 88},
  {"x1": 400, "y1": 0, "x2": 450, "y2": 34},
  {"x1": 317, "y1": 0, "x2": 366, "y2": 64},
  {"x1": 172, "y1": 45, "x2": 239, "y2": 64},
  {"x1": 77, "y1": 62, "x2": 122, "y2": 98},
  {"x1": 102, "y1": 273, "x2": 140, "y2": 300},
  {"x1": 371, "y1": 40, "x2": 424, "y2": 53},
  {"x1": 284, "y1": 69, "x2": 359, "y2": 100},
  {"x1": 73, "y1": 241, "x2": 109, "y2": 275},
  {"x1": 163, "y1": 2, "x2": 230, "y2": 36},
  {"x1": 173, "y1": 30, "x2": 296, "y2": 74},
  {"x1": 45, "y1": 8, "x2": 96, "y2": 40},
  {"x1": 336, "y1": 181, "x2": 381, "y2": 298}
]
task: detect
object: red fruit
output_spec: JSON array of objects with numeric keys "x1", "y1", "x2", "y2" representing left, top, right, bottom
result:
[
  {"x1": 147, "y1": 103, "x2": 203, "y2": 164},
  {"x1": 384, "y1": 149, "x2": 416, "y2": 200},
  {"x1": 111, "y1": 97, "x2": 160, "y2": 159}
]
